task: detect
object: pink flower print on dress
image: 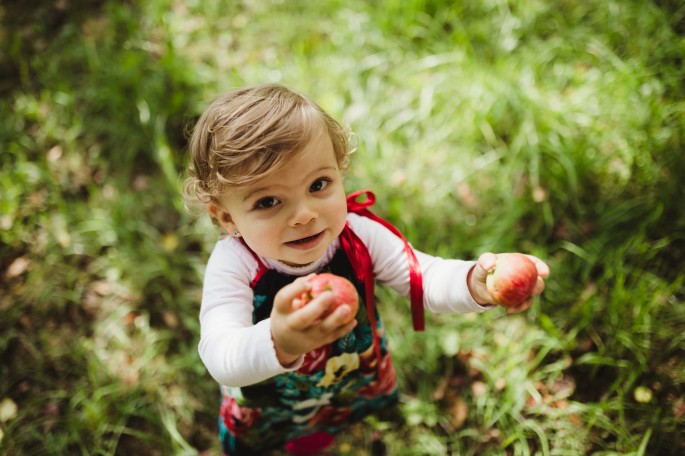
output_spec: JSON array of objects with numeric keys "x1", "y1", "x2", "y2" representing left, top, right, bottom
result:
[
  {"x1": 308, "y1": 404, "x2": 352, "y2": 428},
  {"x1": 297, "y1": 345, "x2": 333, "y2": 375},
  {"x1": 220, "y1": 395, "x2": 261, "y2": 437}
]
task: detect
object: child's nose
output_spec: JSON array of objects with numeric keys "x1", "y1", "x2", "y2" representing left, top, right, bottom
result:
[{"x1": 289, "y1": 201, "x2": 317, "y2": 226}]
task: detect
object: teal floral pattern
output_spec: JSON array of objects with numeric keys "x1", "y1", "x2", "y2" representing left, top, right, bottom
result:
[{"x1": 218, "y1": 249, "x2": 398, "y2": 455}]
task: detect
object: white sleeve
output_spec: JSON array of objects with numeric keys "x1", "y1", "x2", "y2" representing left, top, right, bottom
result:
[
  {"x1": 347, "y1": 213, "x2": 491, "y2": 314},
  {"x1": 197, "y1": 238, "x2": 303, "y2": 387}
]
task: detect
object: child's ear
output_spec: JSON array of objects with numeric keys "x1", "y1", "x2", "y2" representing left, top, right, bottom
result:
[{"x1": 206, "y1": 202, "x2": 236, "y2": 232}]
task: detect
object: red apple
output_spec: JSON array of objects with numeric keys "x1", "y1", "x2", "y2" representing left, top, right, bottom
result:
[
  {"x1": 485, "y1": 253, "x2": 537, "y2": 307},
  {"x1": 293, "y1": 273, "x2": 359, "y2": 323}
]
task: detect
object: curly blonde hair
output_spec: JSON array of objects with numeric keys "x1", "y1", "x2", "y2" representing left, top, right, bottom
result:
[{"x1": 183, "y1": 84, "x2": 352, "y2": 210}]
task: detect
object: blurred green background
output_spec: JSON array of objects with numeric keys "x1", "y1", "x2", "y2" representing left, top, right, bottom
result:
[{"x1": 1, "y1": 0, "x2": 684, "y2": 454}]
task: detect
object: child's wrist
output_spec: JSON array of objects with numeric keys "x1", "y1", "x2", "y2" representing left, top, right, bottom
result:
[
  {"x1": 275, "y1": 349, "x2": 300, "y2": 368},
  {"x1": 467, "y1": 264, "x2": 491, "y2": 306},
  {"x1": 271, "y1": 333, "x2": 301, "y2": 367}
]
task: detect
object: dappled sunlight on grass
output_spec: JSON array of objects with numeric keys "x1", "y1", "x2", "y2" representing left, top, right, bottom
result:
[{"x1": 1, "y1": 0, "x2": 684, "y2": 454}]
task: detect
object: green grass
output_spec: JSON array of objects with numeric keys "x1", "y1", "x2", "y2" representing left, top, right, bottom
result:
[{"x1": 2, "y1": 0, "x2": 684, "y2": 454}]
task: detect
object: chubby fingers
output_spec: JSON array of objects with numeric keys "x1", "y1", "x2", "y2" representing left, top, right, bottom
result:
[
  {"x1": 275, "y1": 274, "x2": 314, "y2": 314},
  {"x1": 319, "y1": 310, "x2": 358, "y2": 341},
  {"x1": 478, "y1": 252, "x2": 498, "y2": 271},
  {"x1": 532, "y1": 275, "x2": 546, "y2": 297},
  {"x1": 526, "y1": 255, "x2": 551, "y2": 278},
  {"x1": 525, "y1": 255, "x2": 549, "y2": 298},
  {"x1": 473, "y1": 252, "x2": 497, "y2": 282},
  {"x1": 287, "y1": 290, "x2": 337, "y2": 330},
  {"x1": 481, "y1": 253, "x2": 550, "y2": 277},
  {"x1": 320, "y1": 303, "x2": 357, "y2": 329}
]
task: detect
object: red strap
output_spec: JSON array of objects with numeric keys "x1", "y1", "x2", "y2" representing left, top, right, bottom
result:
[
  {"x1": 345, "y1": 190, "x2": 425, "y2": 331},
  {"x1": 339, "y1": 224, "x2": 383, "y2": 372},
  {"x1": 240, "y1": 238, "x2": 269, "y2": 288}
]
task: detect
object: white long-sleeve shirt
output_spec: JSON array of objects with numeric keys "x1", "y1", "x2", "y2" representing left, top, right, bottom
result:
[{"x1": 198, "y1": 212, "x2": 490, "y2": 387}]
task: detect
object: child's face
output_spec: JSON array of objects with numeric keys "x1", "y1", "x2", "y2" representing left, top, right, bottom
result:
[{"x1": 210, "y1": 126, "x2": 348, "y2": 266}]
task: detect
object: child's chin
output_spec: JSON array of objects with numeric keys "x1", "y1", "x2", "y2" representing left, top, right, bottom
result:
[{"x1": 281, "y1": 247, "x2": 326, "y2": 267}]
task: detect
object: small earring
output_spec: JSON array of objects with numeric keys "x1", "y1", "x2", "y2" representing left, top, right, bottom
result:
[{"x1": 233, "y1": 230, "x2": 241, "y2": 237}]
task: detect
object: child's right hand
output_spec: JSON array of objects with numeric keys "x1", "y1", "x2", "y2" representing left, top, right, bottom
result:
[{"x1": 270, "y1": 274, "x2": 358, "y2": 367}]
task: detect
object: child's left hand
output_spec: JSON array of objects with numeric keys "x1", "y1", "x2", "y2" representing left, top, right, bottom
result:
[{"x1": 468, "y1": 252, "x2": 550, "y2": 313}]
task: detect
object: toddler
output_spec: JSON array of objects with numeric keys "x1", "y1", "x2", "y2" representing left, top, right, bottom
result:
[{"x1": 183, "y1": 84, "x2": 549, "y2": 455}]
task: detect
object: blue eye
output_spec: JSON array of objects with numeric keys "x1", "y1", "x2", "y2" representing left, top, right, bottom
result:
[
  {"x1": 255, "y1": 197, "x2": 279, "y2": 210},
  {"x1": 310, "y1": 178, "x2": 331, "y2": 193}
]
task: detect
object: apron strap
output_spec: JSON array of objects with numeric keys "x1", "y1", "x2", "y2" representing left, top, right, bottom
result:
[
  {"x1": 345, "y1": 190, "x2": 425, "y2": 331},
  {"x1": 240, "y1": 238, "x2": 269, "y2": 288}
]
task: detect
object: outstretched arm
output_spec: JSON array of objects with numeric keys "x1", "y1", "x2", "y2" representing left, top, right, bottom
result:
[{"x1": 347, "y1": 213, "x2": 549, "y2": 314}]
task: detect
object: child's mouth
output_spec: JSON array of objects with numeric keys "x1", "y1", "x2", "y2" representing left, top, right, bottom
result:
[{"x1": 286, "y1": 232, "x2": 324, "y2": 249}]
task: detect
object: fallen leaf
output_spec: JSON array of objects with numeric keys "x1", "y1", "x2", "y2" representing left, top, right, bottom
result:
[
  {"x1": 672, "y1": 397, "x2": 685, "y2": 420},
  {"x1": 0, "y1": 398, "x2": 18, "y2": 422},
  {"x1": 82, "y1": 290, "x2": 100, "y2": 315},
  {"x1": 0, "y1": 215, "x2": 11, "y2": 231},
  {"x1": 445, "y1": 391, "x2": 468, "y2": 429},
  {"x1": 482, "y1": 427, "x2": 501, "y2": 443},
  {"x1": 6, "y1": 257, "x2": 30, "y2": 278},
  {"x1": 551, "y1": 399, "x2": 569, "y2": 410},
  {"x1": 162, "y1": 311, "x2": 179, "y2": 328},
  {"x1": 550, "y1": 375, "x2": 576, "y2": 398},
  {"x1": 532, "y1": 185, "x2": 548, "y2": 202},
  {"x1": 471, "y1": 381, "x2": 487, "y2": 398},
  {"x1": 122, "y1": 311, "x2": 137, "y2": 325},
  {"x1": 90, "y1": 280, "x2": 113, "y2": 296},
  {"x1": 457, "y1": 182, "x2": 479, "y2": 208},
  {"x1": 525, "y1": 394, "x2": 540, "y2": 408},
  {"x1": 133, "y1": 175, "x2": 150, "y2": 190},
  {"x1": 47, "y1": 145, "x2": 63, "y2": 162},
  {"x1": 19, "y1": 315, "x2": 33, "y2": 330},
  {"x1": 42, "y1": 401, "x2": 60, "y2": 432}
]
